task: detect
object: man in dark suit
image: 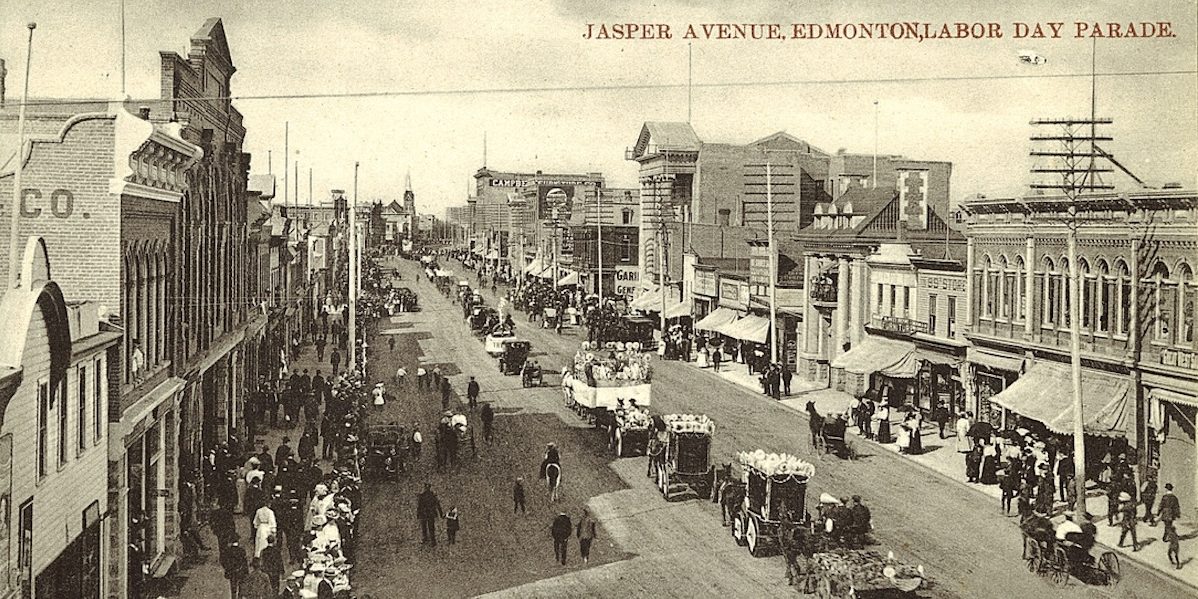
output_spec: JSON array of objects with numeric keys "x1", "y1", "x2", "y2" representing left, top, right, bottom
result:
[
  {"x1": 551, "y1": 512, "x2": 573, "y2": 565},
  {"x1": 417, "y1": 483, "x2": 443, "y2": 546},
  {"x1": 467, "y1": 377, "x2": 481, "y2": 411},
  {"x1": 1159, "y1": 482, "x2": 1182, "y2": 531}
]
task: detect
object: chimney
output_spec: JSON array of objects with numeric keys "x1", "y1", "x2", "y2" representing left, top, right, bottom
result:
[
  {"x1": 138, "y1": 106, "x2": 151, "y2": 120},
  {"x1": 0, "y1": 58, "x2": 6, "y2": 107}
]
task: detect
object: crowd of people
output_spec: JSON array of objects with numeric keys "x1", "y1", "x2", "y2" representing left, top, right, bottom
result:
[{"x1": 571, "y1": 342, "x2": 652, "y2": 385}]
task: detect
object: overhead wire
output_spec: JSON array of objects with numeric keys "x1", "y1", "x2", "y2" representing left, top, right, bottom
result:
[{"x1": 9, "y1": 68, "x2": 1196, "y2": 108}]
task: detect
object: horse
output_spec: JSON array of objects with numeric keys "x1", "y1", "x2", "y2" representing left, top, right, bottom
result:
[
  {"x1": 718, "y1": 479, "x2": 747, "y2": 527},
  {"x1": 806, "y1": 402, "x2": 825, "y2": 452},
  {"x1": 545, "y1": 462, "x2": 562, "y2": 502},
  {"x1": 711, "y1": 462, "x2": 733, "y2": 504}
]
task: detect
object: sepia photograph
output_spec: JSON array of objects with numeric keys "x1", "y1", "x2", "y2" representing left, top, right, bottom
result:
[{"x1": 0, "y1": 1, "x2": 1195, "y2": 598}]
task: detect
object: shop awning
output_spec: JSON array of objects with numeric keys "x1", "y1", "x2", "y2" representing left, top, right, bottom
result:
[
  {"x1": 695, "y1": 307, "x2": 740, "y2": 332},
  {"x1": 916, "y1": 348, "x2": 962, "y2": 367},
  {"x1": 968, "y1": 347, "x2": 1024, "y2": 373},
  {"x1": 663, "y1": 300, "x2": 691, "y2": 320},
  {"x1": 628, "y1": 287, "x2": 662, "y2": 311},
  {"x1": 831, "y1": 335, "x2": 918, "y2": 378},
  {"x1": 989, "y1": 362, "x2": 1130, "y2": 437},
  {"x1": 557, "y1": 271, "x2": 579, "y2": 286},
  {"x1": 719, "y1": 315, "x2": 771, "y2": 344},
  {"x1": 523, "y1": 257, "x2": 546, "y2": 275}
]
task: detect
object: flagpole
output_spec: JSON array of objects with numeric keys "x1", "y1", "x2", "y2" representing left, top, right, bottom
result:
[{"x1": 8, "y1": 23, "x2": 36, "y2": 289}]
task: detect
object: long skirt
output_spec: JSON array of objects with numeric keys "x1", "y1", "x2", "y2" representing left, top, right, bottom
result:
[{"x1": 876, "y1": 420, "x2": 892, "y2": 444}]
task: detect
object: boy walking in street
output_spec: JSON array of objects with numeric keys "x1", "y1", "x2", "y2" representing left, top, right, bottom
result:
[
  {"x1": 445, "y1": 507, "x2": 460, "y2": 545},
  {"x1": 513, "y1": 478, "x2": 526, "y2": 514}
]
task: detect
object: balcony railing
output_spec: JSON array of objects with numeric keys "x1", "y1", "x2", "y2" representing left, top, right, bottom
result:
[
  {"x1": 872, "y1": 315, "x2": 931, "y2": 336},
  {"x1": 810, "y1": 282, "x2": 838, "y2": 303}
]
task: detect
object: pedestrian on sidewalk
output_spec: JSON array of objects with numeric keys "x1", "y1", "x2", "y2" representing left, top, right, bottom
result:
[
  {"x1": 330, "y1": 349, "x2": 341, "y2": 375},
  {"x1": 955, "y1": 412, "x2": 973, "y2": 472},
  {"x1": 417, "y1": 365, "x2": 427, "y2": 389},
  {"x1": 481, "y1": 403, "x2": 494, "y2": 443},
  {"x1": 259, "y1": 536, "x2": 283, "y2": 595},
  {"x1": 316, "y1": 337, "x2": 326, "y2": 362},
  {"x1": 1057, "y1": 452, "x2": 1074, "y2": 502},
  {"x1": 467, "y1": 377, "x2": 480, "y2": 410},
  {"x1": 433, "y1": 365, "x2": 444, "y2": 388},
  {"x1": 782, "y1": 364, "x2": 793, "y2": 396},
  {"x1": 1140, "y1": 470, "x2": 1158, "y2": 524},
  {"x1": 1159, "y1": 482, "x2": 1181, "y2": 532},
  {"x1": 711, "y1": 347, "x2": 722, "y2": 372},
  {"x1": 240, "y1": 558, "x2": 273, "y2": 599},
  {"x1": 441, "y1": 378, "x2": 452, "y2": 410},
  {"x1": 395, "y1": 366, "x2": 407, "y2": 387},
  {"x1": 1117, "y1": 491, "x2": 1140, "y2": 551},
  {"x1": 221, "y1": 540, "x2": 249, "y2": 598},
  {"x1": 445, "y1": 507, "x2": 461, "y2": 545},
  {"x1": 514, "y1": 478, "x2": 526, "y2": 514},
  {"x1": 551, "y1": 512, "x2": 572, "y2": 565},
  {"x1": 576, "y1": 508, "x2": 597, "y2": 564},
  {"x1": 417, "y1": 483, "x2": 443, "y2": 546}
]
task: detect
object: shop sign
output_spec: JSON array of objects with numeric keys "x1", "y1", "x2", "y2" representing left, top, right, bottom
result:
[
  {"x1": 694, "y1": 269, "x2": 717, "y2": 297},
  {"x1": 615, "y1": 266, "x2": 640, "y2": 297},
  {"x1": 1161, "y1": 348, "x2": 1197, "y2": 371},
  {"x1": 924, "y1": 275, "x2": 965, "y2": 292},
  {"x1": 720, "y1": 279, "x2": 749, "y2": 308}
]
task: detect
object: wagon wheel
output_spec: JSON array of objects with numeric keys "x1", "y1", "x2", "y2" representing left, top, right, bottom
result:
[
  {"x1": 846, "y1": 440, "x2": 857, "y2": 461},
  {"x1": 1050, "y1": 546, "x2": 1071, "y2": 588},
  {"x1": 746, "y1": 516, "x2": 764, "y2": 557},
  {"x1": 614, "y1": 428, "x2": 624, "y2": 458},
  {"x1": 1024, "y1": 537, "x2": 1041, "y2": 573},
  {"x1": 731, "y1": 513, "x2": 747, "y2": 546},
  {"x1": 816, "y1": 577, "x2": 832, "y2": 599},
  {"x1": 1099, "y1": 551, "x2": 1121, "y2": 586}
]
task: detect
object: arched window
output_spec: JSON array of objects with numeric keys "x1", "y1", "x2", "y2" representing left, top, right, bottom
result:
[
  {"x1": 1078, "y1": 258, "x2": 1092, "y2": 329},
  {"x1": 1095, "y1": 259, "x2": 1111, "y2": 333},
  {"x1": 983, "y1": 255, "x2": 995, "y2": 318},
  {"x1": 1148, "y1": 261, "x2": 1174, "y2": 343},
  {"x1": 1014, "y1": 256, "x2": 1026, "y2": 323},
  {"x1": 1179, "y1": 263, "x2": 1196, "y2": 347},
  {"x1": 1115, "y1": 259, "x2": 1131, "y2": 336},
  {"x1": 1041, "y1": 256, "x2": 1057, "y2": 326},
  {"x1": 1059, "y1": 256, "x2": 1071, "y2": 327},
  {"x1": 998, "y1": 256, "x2": 1011, "y2": 320}
]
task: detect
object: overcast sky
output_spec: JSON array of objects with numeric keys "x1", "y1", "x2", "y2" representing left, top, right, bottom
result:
[{"x1": 2, "y1": 0, "x2": 1195, "y2": 215}]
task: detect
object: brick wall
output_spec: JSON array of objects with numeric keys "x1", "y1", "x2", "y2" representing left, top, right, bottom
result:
[{"x1": 0, "y1": 115, "x2": 121, "y2": 307}]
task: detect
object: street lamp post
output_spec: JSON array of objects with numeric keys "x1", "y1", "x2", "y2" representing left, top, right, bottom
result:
[
  {"x1": 596, "y1": 186, "x2": 603, "y2": 306},
  {"x1": 348, "y1": 162, "x2": 359, "y2": 372},
  {"x1": 8, "y1": 22, "x2": 36, "y2": 289},
  {"x1": 765, "y1": 162, "x2": 779, "y2": 364}
]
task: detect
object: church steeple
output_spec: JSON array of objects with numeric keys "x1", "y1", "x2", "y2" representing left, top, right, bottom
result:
[
  {"x1": 405, "y1": 170, "x2": 412, "y2": 192},
  {"x1": 403, "y1": 170, "x2": 416, "y2": 239}
]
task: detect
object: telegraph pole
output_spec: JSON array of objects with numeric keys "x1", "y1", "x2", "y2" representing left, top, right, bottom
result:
[
  {"x1": 348, "y1": 162, "x2": 359, "y2": 372},
  {"x1": 765, "y1": 162, "x2": 779, "y2": 364},
  {"x1": 596, "y1": 186, "x2": 604, "y2": 306},
  {"x1": 8, "y1": 23, "x2": 35, "y2": 289}
]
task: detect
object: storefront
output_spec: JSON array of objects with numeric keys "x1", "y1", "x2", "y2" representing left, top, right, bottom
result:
[
  {"x1": 829, "y1": 334, "x2": 918, "y2": 401},
  {"x1": 913, "y1": 344, "x2": 965, "y2": 415},
  {"x1": 33, "y1": 500, "x2": 101, "y2": 599},
  {"x1": 692, "y1": 266, "x2": 718, "y2": 321},
  {"x1": 1146, "y1": 385, "x2": 1198, "y2": 523},
  {"x1": 967, "y1": 347, "x2": 1024, "y2": 427}
]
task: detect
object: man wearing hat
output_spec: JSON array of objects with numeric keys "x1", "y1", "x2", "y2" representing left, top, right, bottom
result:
[
  {"x1": 417, "y1": 483, "x2": 444, "y2": 546},
  {"x1": 1117, "y1": 490, "x2": 1140, "y2": 550},
  {"x1": 221, "y1": 540, "x2": 249, "y2": 598},
  {"x1": 241, "y1": 558, "x2": 275, "y2": 599},
  {"x1": 551, "y1": 511, "x2": 573, "y2": 565}
]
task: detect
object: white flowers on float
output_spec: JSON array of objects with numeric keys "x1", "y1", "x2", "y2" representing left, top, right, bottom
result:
[
  {"x1": 662, "y1": 413, "x2": 715, "y2": 435},
  {"x1": 736, "y1": 450, "x2": 816, "y2": 479}
]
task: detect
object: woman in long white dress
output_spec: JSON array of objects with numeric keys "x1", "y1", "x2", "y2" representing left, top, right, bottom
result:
[{"x1": 252, "y1": 502, "x2": 277, "y2": 558}]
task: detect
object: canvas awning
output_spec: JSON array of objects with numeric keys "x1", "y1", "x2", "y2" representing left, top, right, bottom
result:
[
  {"x1": 831, "y1": 335, "x2": 918, "y2": 378},
  {"x1": 523, "y1": 257, "x2": 546, "y2": 275},
  {"x1": 916, "y1": 348, "x2": 962, "y2": 367},
  {"x1": 989, "y1": 362, "x2": 1130, "y2": 436},
  {"x1": 557, "y1": 271, "x2": 579, "y2": 286},
  {"x1": 694, "y1": 307, "x2": 740, "y2": 332},
  {"x1": 719, "y1": 315, "x2": 771, "y2": 344},
  {"x1": 663, "y1": 299, "x2": 691, "y2": 320},
  {"x1": 968, "y1": 347, "x2": 1024, "y2": 373},
  {"x1": 628, "y1": 287, "x2": 662, "y2": 311}
]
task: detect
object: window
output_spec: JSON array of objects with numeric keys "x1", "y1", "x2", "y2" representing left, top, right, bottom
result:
[
  {"x1": 78, "y1": 364, "x2": 88, "y2": 453},
  {"x1": 889, "y1": 286, "x2": 897, "y2": 317},
  {"x1": 619, "y1": 235, "x2": 631, "y2": 263},
  {"x1": 1180, "y1": 264, "x2": 1196, "y2": 347},
  {"x1": 1042, "y1": 257, "x2": 1057, "y2": 326},
  {"x1": 621, "y1": 208, "x2": 633, "y2": 225},
  {"x1": 18, "y1": 500, "x2": 32, "y2": 599},
  {"x1": 58, "y1": 379, "x2": 68, "y2": 467},
  {"x1": 37, "y1": 381, "x2": 49, "y2": 479},
  {"x1": 876, "y1": 284, "x2": 883, "y2": 314},
  {"x1": 1118, "y1": 260, "x2": 1132, "y2": 335},
  {"x1": 1014, "y1": 256, "x2": 1026, "y2": 323},
  {"x1": 928, "y1": 294, "x2": 938, "y2": 334},
  {"x1": 987, "y1": 258, "x2": 999, "y2": 318},
  {"x1": 948, "y1": 296, "x2": 958, "y2": 337},
  {"x1": 93, "y1": 357, "x2": 104, "y2": 444},
  {"x1": 1096, "y1": 259, "x2": 1111, "y2": 333},
  {"x1": 1149, "y1": 261, "x2": 1175, "y2": 343},
  {"x1": 717, "y1": 209, "x2": 731, "y2": 227},
  {"x1": 903, "y1": 287, "x2": 911, "y2": 318}
]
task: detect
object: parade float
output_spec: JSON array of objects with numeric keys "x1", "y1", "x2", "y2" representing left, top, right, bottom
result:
[
  {"x1": 650, "y1": 414, "x2": 717, "y2": 500},
  {"x1": 730, "y1": 450, "x2": 815, "y2": 557},
  {"x1": 562, "y1": 341, "x2": 652, "y2": 422}
]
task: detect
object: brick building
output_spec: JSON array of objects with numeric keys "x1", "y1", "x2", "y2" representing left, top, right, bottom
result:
[
  {"x1": 0, "y1": 96, "x2": 204, "y2": 597},
  {"x1": 960, "y1": 188, "x2": 1198, "y2": 520}
]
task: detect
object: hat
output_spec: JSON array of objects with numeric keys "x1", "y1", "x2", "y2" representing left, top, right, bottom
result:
[
  {"x1": 1166, "y1": 483, "x2": 1174, "y2": 491},
  {"x1": 315, "y1": 484, "x2": 329, "y2": 495},
  {"x1": 818, "y1": 493, "x2": 842, "y2": 505},
  {"x1": 1118, "y1": 491, "x2": 1132, "y2": 501},
  {"x1": 308, "y1": 562, "x2": 327, "y2": 573}
]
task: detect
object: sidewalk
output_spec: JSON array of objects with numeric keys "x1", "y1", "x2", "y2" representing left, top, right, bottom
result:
[
  {"x1": 682, "y1": 356, "x2": 1198, "y2": 590},
  {"x1": 172, "y1": 344, "x2": 338, "y2": 598}
]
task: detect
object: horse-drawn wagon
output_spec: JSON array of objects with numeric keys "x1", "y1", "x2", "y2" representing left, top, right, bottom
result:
[
  {"x1": 365, "y1": 423, "x2": 406, "y2": 481},
  {"x1": 598, "y1": 402, "x2": 652, "y2": 458},
  {"x1": 649, "y1": 414, "x2": 716, "y2": 500},
  {"x1": 802, "y1": 549, "x2": 931, "y2": 598},
  {"x1": 730, "y1": 450, "x2": 815, "y2": 557}
]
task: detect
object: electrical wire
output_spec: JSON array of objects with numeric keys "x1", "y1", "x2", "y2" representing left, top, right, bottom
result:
[{"x1": 10, "y1": 68, "x2": 1196, "y2": 108}]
